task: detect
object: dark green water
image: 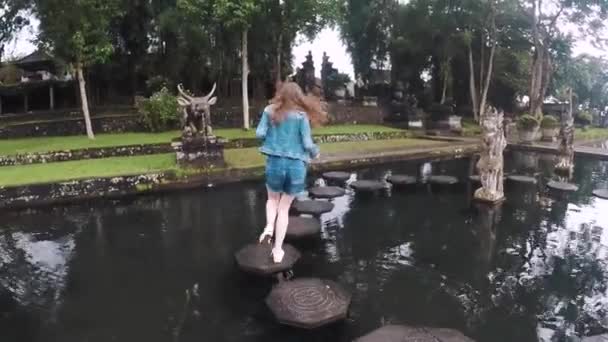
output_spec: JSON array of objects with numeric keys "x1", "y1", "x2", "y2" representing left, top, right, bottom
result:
[{"x1": 1, "y1": 151, "x2": 608, "y2": 342}]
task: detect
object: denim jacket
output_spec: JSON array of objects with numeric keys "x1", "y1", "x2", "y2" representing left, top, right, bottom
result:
[{"x1": 256, "y1": 105, "x2": 320, "y2": 162}]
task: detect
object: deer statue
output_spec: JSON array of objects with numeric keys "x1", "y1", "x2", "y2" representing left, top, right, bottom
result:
[{"x1": 177, "y1": 83, "x2": 218, "y2": 137}]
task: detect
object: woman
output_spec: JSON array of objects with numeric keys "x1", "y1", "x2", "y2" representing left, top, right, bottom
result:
[{"x1": 255, "y1": 82, "x2": 326, "y2": 263}]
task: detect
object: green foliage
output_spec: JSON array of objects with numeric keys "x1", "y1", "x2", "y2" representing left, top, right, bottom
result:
[
  {"x1": 517, "y1": 114, "x2": 540, "y2": 130},
  {"x1": 325, "y1": 72, "x2": 351, "y2": 93},
  {"x1": 138, "y1": 88, "x2": 181, "y2": 132},
  {"x1": 0, "y1": 63, "x2": 23, "y2": 85},
  {"x1": 577, "y1": 111, "x2": 593, "y2": 126},
  {"x1": 213, "y1": 0, "x2": 258, "y2": 28},
  {"x1": 541, "y1": 115, "x2": 560, "y2": 129},
  {"x1": 0, "y1": 0, "x2": 31, "y2": 61},
  {"x1": 34, "y1": 0, "x2": 122, "y2": 66}
]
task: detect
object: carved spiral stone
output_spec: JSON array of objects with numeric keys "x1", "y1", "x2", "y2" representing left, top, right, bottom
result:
[{"x1": 265, "y1": 278, "x2": 351, "y2": 329}]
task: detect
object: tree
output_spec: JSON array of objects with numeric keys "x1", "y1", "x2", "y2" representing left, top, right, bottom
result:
[
  {"x1": 525, "y1": 0, "x2": 608, "y2": 118},
  {"x1": 34, "y1": 0, "x2": 122, "y2": 139},
  {"x1": 214, "y1": 0, "x2": 257, "y2": 130},
  {"x1": 464, "y1": 0, "x2": 499, "y2": 122},
  {"x1": 339, "y1": 0, "x2": 398, "y2": 83},
  {"x1": 268, "y1": 0, "x2": 337, "y2": 84},
  {"x1": 0, "y1": 0, "x2": 30, "y2": 62}
]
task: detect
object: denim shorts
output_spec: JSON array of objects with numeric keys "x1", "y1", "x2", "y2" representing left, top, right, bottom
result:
[{"x1": 265, "y1": 155, "x2": 307, "y2": 195}]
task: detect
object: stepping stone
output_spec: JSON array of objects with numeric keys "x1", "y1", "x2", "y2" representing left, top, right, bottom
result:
[
  {"x1": 387, "y1": 175, "x2": 417, "y2": 186},
  {"x1": 265, "y1": 278, "x2": 351, "y2": 329},
  {"x1": 507, "y1": 175, "x2": 538, "y2": 185},
  {"x1": 355, "y1": 325, "x2": 476, "y2": 342},
  {"x1": 322, "y1": 171, "x2": 351, "y2": 182},
  {"x1": 308, "y1": 186, "x2": 346, "y2": 199},
  {"x1": 292, "y1": 200, "x2": 334, "y2": 216},
  {"x1": 286, "y1": 216, "x2": 321, "y2": 239},
  {"x1": 235, "y1": 243, "x2": 300, "y2": 276},
  {"x1": 593, "y1": 189, "x2": 608, "y2": 199},
  {"x1": 469, "y1": 175, "x2": 506, "y2": 183},
  {"x1": 350, "y1": 180, "x2": 386, "y2": 192},
  {"x1": 547, "y1": 181, "x2": 579, "y2": 192},
  {"x1": 428, "y1": 175, "x2": 459, "y2": 185}
]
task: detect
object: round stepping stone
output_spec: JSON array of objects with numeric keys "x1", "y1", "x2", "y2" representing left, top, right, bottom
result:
[
  {"x1": 387, "y1": 175, "x2": 417, "y2": 186},
  {"x1": 286, "y1": 216, "x2": 321, "y2": 239},
  {"x1": 292, "y1": 200, "x2": 334, "y2": 216},
  {"x1": 265, "y1": 278, "x2": 351, "y2": 329},
  {"x1": 469, "y1": 175, "x2": 506, "y2": 183},
  {"x1": 308, "y1": 186, "x2": 346, "y2": 199},
  {"x1": 547, "y1": 181, "x2": 579, "y2": 192},
  {"x1": 322, "y1": 171, "x2": 351, "y2": 182},
  {"x1": 235, "y1": 243, "x2": 300, "y2": 276},
  {"x1": 507, "y1": 175, "x2": 538, "y2": 185},
  {"x1": 429, "y1": 175, "x2": 459, "y2": 185},
  {"x1": 593, "y1": 189, "x2": 608, "y2": 199},
  {"x1": 355, "y1": 325, "x2": 475, "y2": 342},
  {"x1": 350, "y1": 180, "x2": 387, "y2": 192}
]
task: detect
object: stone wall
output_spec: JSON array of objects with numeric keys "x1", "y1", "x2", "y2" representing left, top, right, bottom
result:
[
  {"x1": 0, "y1": 143, "x2": 173, "y2": 166},
  {"x1": 0, "y1": 102, "x2": 388, "y2": 139},
  {"x1": 0, "y1": 172, "x2": 171, "y2": 210},
  {"x1": 0, "y1": 114, "x2": 146, "y2": 139}
]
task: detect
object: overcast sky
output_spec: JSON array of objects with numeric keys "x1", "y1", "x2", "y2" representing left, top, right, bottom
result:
[{"x1": 7, "y1": 19, "x2": 605, "y2": 79}]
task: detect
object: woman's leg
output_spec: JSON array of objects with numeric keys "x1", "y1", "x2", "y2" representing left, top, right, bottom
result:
[
  {"x1": 272, "y1": 193, "x2": 295, "y2": 262},
  {"x1": 260, "y1": 187, "x2": 281, "y2": 243}
]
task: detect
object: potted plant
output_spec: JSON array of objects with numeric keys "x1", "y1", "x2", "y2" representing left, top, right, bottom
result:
[
  {"x1": 326, "y1": 73, "x2": 351, "y2": 99},
  {"x1": 517, "y1": 114, "x2": 540, "y2": 144},
  {"x1": 577, "y1": 111, "x2": 593, "y2": 130},
  {"x1": 540, "y1": 115, "x2": 560, "y2": 142}
]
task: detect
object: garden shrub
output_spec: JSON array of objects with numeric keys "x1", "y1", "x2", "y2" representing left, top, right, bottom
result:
[
  {"x1": 541, "y1": 115, "x2": 559, "y2": 129},
  {"x1": 577, "y1": 111, "x2": 593, "y2": 127},
  {"x1": 138, "y1": 88, "x2": 180, "y2": 132},
  {"x1": 517, "y1": 114, "x2": 540, "y2": 130}
]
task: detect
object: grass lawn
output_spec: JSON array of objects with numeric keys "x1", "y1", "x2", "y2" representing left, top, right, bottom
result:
[
  {"x1": 576, "y1": 127, "x2": 608, "y2": 141},
  {"x1": 0, "y1": 138, "x2": 441, "y2": 187},
  {"x1": 0, "y1": 124, "x2": 404, "y2": 156},
  {"x1": 461, "y1": 118, "x2": 481, "y2": 136}
]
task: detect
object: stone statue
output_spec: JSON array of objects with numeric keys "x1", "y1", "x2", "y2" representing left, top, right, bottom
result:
[
  {"x1": 177, "y1": 83, "x2": 218, "y2": 138},
  {"x1": 173, "y1": 83, "x2": 225, "y2": 169},
  {"x1": 475, "y1": 107, "x2": 507, "y2": 204},
  {"x1": 556, "y1": 88, "x2": 575, "y2": 177}
]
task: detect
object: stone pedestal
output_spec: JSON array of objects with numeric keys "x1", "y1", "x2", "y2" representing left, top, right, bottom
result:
[{"x1": 171, "y1": 135, "x2": 226, "y2": 169}]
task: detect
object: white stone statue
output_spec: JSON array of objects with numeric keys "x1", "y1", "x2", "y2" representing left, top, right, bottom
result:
[{"x1": 475, "y1": 107, "x2": 507, "y2": 204}]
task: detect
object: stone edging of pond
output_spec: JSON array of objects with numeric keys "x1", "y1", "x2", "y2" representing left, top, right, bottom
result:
[
  {"x1": 0, "y1": 131, "x2": 416, "y2": 167},
  {"x1": 0, "y1": 143, "x2": 480, "y2": 211},
  {"x1": 508, "y1": 142, "x2": 608, "y2": 160}
]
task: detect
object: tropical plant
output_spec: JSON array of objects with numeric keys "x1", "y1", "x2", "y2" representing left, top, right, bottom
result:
[
  {"x1": 138, "y1": 88, "x2": 180, "y2": 132},
  {"x1": 517, "y1": 114, "x2": 540, "y2": 130},
  {"x1": 576, "y1": 111, "x2": 593, "y2": 127},
  {"x1": 541, "y1": 115, "x2": 560, "y2": 128},
  {"x1": 34, "y1": 0, "x2": 123, "y2": 139}
]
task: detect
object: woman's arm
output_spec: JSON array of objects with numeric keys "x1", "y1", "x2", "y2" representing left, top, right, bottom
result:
[
  {"x1": 300, "y1": 115, "x2": 320, "y2": 159},
  {"x1": 256, "y1": 108, "x2": 270, "y2": 140}
]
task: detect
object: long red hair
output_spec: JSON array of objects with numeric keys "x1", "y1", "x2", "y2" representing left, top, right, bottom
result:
[{"x1": 269, "y1": 82, "x2": 327, "y2": 127}]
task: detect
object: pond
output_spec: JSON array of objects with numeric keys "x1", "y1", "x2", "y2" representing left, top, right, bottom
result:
[{"x1": 1, "y1": 151, "x2": 608, "y2": 342}]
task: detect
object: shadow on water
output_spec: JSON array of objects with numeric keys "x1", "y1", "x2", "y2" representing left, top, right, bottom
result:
[{"x1": 1, "y1": 152, "x2": 608, "y2": 341}]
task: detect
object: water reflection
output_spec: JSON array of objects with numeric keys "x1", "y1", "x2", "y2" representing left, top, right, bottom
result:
[{"x1": 1, "y1": 155, "x2": 608, "y2": 341}]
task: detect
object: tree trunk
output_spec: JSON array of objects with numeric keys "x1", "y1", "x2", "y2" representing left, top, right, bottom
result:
[
  {"x1": 468, "y1": 43, "x2": 479, "y2": 121},
  {"x1": 77, "y1": 63, "x2": 95, "y2": 139},
  {"x1": 479, "y1": 43, "x2": 496, "y2": 118},
  {"x1": 241, "y1": 28, "x2": 250, "y2": 130},
  {"x1": 275, "y1": 31, "x2": 283, "y2": 88}
]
